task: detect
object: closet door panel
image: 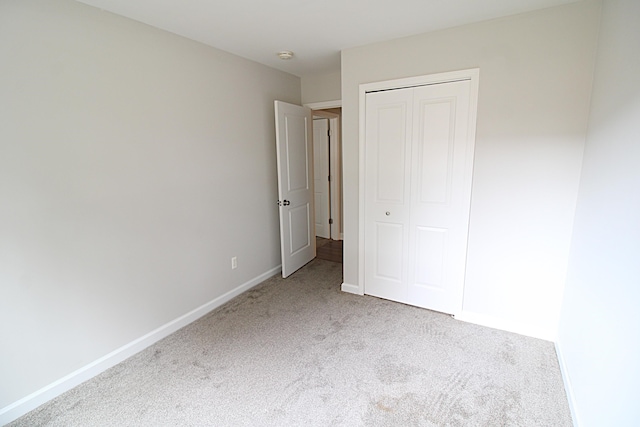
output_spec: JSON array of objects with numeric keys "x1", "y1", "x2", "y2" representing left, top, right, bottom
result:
[
  {"x1": 408, "y1": 80, "x2": 473, "y2": 314},
  {"x1": 364, "y1": 87, "x2": 413, "y2": 303}
]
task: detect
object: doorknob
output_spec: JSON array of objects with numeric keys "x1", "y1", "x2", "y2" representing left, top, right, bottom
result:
[
  {"x1": 386, "y1": 211, "x2": 391, "y2": 216},
  {"x1": 278, "y1": 200, "x2": 291, "y2": 206}
]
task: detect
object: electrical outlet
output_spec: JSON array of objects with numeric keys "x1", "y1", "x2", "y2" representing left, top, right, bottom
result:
[{"x1": 231, "y1": 257, "x2": 237, "y2": 269}]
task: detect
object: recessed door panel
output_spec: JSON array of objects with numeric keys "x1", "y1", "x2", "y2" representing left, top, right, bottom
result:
[
  {"x1": 289, "y1": 203, "x2": 311, "y2": 255},
  {"x1": 417, "y1": 99, "x2": 455, "y2": 205},
  {"x1": 285, "y1": 116, "x2": 310, "y2": 192},
  {"x1": 414, "y1": 226, "x2": 447, "y2": 288},
  {"x1": 376, "y1": 105, "x2": 407, "y2": 203},
  {"x1": 375, "y1": 222, "x2": 404, "y2": 281}
]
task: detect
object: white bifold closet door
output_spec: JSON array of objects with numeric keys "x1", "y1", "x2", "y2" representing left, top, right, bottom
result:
[{"x1": 364, "y1": 80, "x2": 475, "y2": 315}]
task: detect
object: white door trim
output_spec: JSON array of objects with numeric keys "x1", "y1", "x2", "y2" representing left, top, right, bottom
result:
[
  {"x1": 312, "y1": 110, "x2": 342, "y2": 241},
  {"x1": 304, "y1": 100, "x2": 342, "y2": 110},
  {"x1": 328, "y1": 116, "x2": 341, "y2": 241},
  {"x1": 357, "y1": 68, "x2": 480, "y2": 296},
  {"x1": 312, "y1": 117, "x2": 331, "y2": 239}
]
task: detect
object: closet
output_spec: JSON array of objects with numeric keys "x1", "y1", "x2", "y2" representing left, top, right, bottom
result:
[{"x1": 363, "y1": 76, "x2": 477, "y2": 314}]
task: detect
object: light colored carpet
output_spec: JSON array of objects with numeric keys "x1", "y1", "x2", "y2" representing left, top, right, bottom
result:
[{"x1": 10, "y1": 259, "x2": 572, "y2": 426}]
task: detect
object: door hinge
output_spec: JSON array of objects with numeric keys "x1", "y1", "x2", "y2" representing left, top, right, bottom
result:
[
  {"x1": 328, "y1": 175, "x2": 331, "y2": 182},
  {"x1": 327, "y1": 129, "x2": 331, "y2": 137},
  {"x1": 329, "y1": 218, "x2": 333, "y2": 224}
]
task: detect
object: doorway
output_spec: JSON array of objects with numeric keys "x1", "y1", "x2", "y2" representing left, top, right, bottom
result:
[
  {"x1": 311, "y1": 108, "x2": 342, "y2": 242},
  {"x1": 274, "y1": 100, "x2": 343, "y2": 277},
  {"x1": 310, "y1": 105, "x2": 343, "y2": 264},
  {"x1": 315, "y1": 237, "x2": 343, "y2": 263}
]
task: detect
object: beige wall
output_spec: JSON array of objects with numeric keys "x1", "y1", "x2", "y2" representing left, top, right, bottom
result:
[
  {"x1": 301, "y1": 71, "x2": 341, "y2": 104},
  {"x1": 341, "y1": 1, "x2": 601, "y2": 338},
  {"x1": 0, "y1": 0, "x2": 300, "y2": 409},
  {"x1": 557, "y1": 0, "x2": 640, "y2": 425}
]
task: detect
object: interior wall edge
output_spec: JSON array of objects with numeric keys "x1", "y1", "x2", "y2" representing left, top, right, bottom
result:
[
  {"x1": 554, "y1": 340, "x2": 581, "y2": 427},
  {"x1": 340, "y1": 282, "x2": 362, "y2": 295}
]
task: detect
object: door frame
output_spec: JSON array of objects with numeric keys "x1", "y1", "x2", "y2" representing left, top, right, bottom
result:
[
  {"x1": 311, "y1": 110, "x2": 342, "y2": 240},
  {"x1": 305, "y1": 100, "x2": 343, "y2": 241},
  {"x1": 305, "y1": 100, "x2": 342, "y2": 109},
  {"x1": 312, "y1": 116, "x2": 331, "y2": 239},
  {"x1": 356, "y1": 69, "x2": 480, "y2": 296}
]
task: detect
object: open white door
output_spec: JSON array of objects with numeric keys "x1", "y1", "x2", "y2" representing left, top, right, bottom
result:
[{"x1": 275, "y1": 101, "x2": 316, "y2": 278}]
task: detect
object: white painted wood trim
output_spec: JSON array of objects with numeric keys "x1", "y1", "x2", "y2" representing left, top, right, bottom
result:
[
  {"x1": 341, "y1": 282, "x2": 362, "y2": 295},
  {"x1": 359, "y1": 69, "x2": 478, "y2": 94},
  {"x1": 0, "y1": 265, "x2": 282, "y2": 426},
  {"x1": 358, "y1": 68, "x2": 481, "y2": 297},
  {"x1": 310, "y1": 110, "x2": 342, "y2": 241},
  {"x1": 329, "y1": 116, "x2": 341, "y2": 241},
  {"x1": 310, "y1": 110, "x2": 339, "y2": 120},
  {"x1": 304, "y1": 100, "x2": 341, "y2": 110},
  {"x1": 454, "y1": 311, "x2": 556, "y2": 341},
  {"x1": 555, "y1": 341, "x2": 581, "y2": 427},
  {"x1": 312, "y1": 117, "x2": 331, "y2": 239},
  {"x1": 358, "y1": 82, "x2": 367, "y2": 295}
]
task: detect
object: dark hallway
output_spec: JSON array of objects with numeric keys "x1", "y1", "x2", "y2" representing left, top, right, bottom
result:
[{"x1": 315, "y1": 237, "x2": 342, "y2": 264}]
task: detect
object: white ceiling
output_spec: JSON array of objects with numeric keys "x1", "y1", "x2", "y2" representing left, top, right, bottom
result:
[{"x1": 77, "y1": 0, "x2": 579, "y2": 77}]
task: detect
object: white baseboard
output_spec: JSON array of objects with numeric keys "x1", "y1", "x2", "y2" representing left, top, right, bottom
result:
[
  {"x1": 555, "y1": 341, "x2": 581, "y2": 427},
  {"x1": 454, "y1": 311, "x2": 556, "y2": 341},
  {"x1": 0, "y1": 265, "x2": 281, "y2": 426},
  {"x1": 341, "y1": 282, "x2": 361, "y2": 295}
]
